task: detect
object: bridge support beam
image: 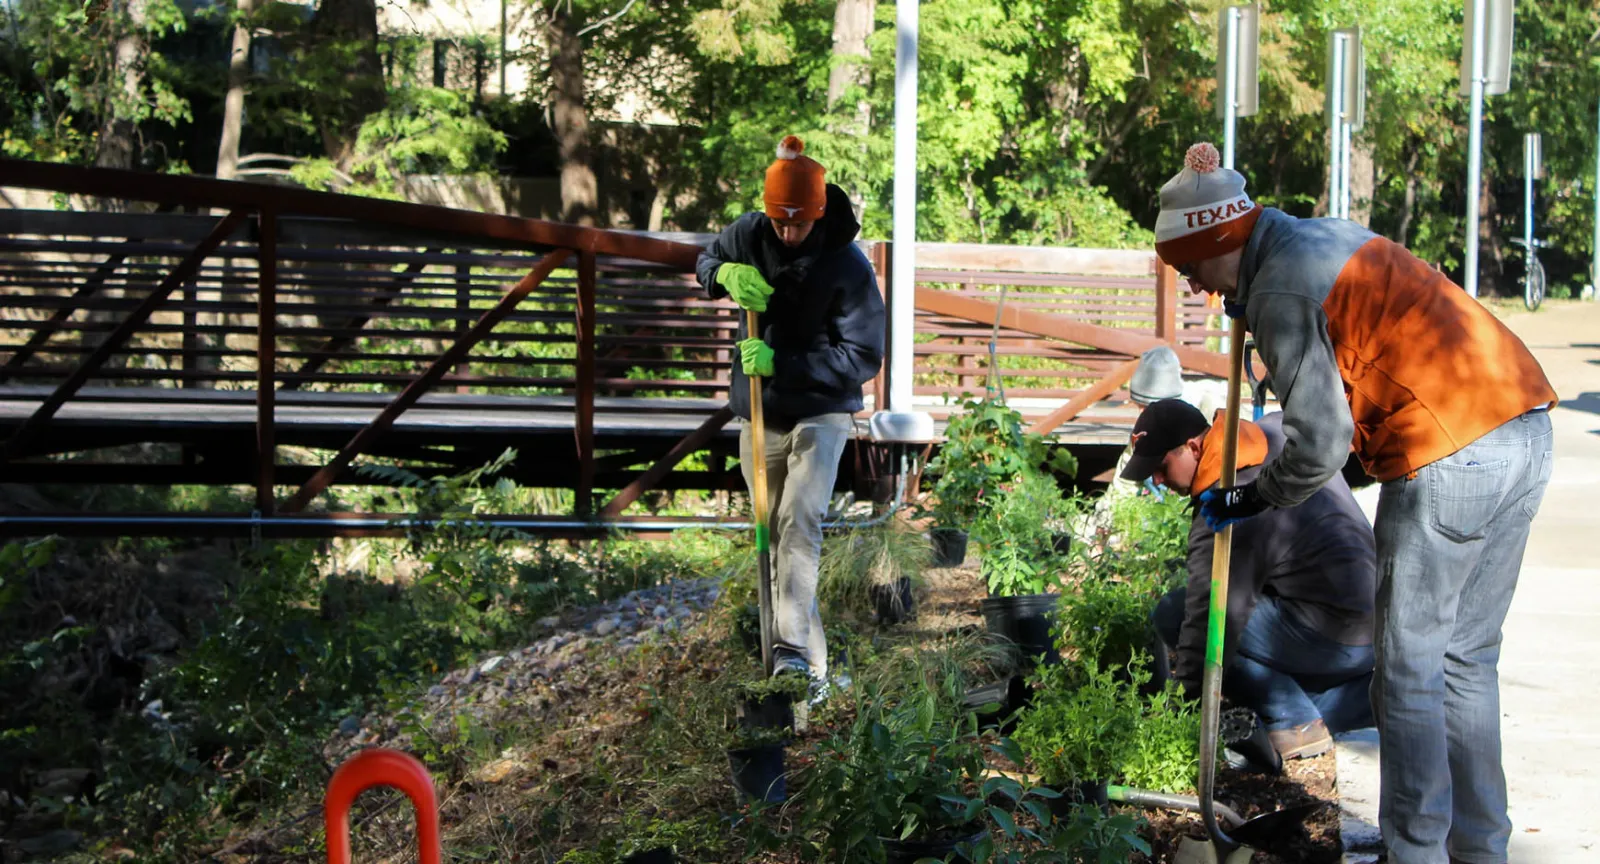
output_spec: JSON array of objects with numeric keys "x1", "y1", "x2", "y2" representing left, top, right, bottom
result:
[
  {"x1": 280, "y1": 248, "x2": 572, "y2": 513},
  {"x1": 600, "y1": 406, "x2": 735, "y2": 517},
  {"x1": 0, "y1": 209, "x2": 248, "y2": 462}
]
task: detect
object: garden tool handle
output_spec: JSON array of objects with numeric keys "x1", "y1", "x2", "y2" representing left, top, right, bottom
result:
[
  {"x1": 1198, "y1": 317, "x2": 1249, "y2": 856},
  {"x1": 745, "y1": 309, "x2": 776, "y2": 677},
  {"x1": 324, "y1": 748, "x2": 441, "y2": 864},
  {"x1": 1243, "y1": 340, "x2": 1266, "y2": 422}
]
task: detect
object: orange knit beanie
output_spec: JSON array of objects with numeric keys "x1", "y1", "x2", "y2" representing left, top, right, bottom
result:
[{"x1": 763, "y1": 135, "x2": 826, "y2": 221}]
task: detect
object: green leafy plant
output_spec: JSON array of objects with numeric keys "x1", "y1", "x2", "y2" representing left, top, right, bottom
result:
[
  {"x1": 1054, "y1": 565, "x2": 1166, "y2": 678},
  {"x1": 972, "y1": 471, "x2": 1070, "y2": 597},
  {"x1": 921, "y1": 395, "x2": 1076, "y2": 528},
  {"x1": 736, "y1": 670, "x2": 810, "y2": 704},
  {"x1": 1012, "y1": 661, "x2": 1142, "y2": 787},
  {"x1": 1120, "y1": 683, "x2": 1202, "y2": 793},
  {"x1": 1014, "y1": 657, "x2": 1204, "y2": 795},
  {"x1": 794, "y1": 685, "x2": 1056, "y2": 863}
]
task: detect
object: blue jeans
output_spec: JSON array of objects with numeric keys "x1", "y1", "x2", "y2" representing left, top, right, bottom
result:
[
  {"x1": 1372, "y1": 411, "x2": 1553, "y2": 864},
  {"x1": 1154, "y1": 590, "x2": 1375, "y2": 734}
]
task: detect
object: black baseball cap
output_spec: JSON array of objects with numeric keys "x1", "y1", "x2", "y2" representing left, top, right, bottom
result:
[{"x1": 1120, "y1": 398, "x2": 1211, "y2": 483}]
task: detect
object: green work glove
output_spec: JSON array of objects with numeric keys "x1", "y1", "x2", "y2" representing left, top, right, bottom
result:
[
  {"x1": 739, "y1": 337, "x2": 776, "y2": 377},
  {"x1": 716, "y1": 263, "x2": 774, "y2": 312}
]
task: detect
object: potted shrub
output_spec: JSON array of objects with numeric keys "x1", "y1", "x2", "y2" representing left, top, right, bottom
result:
[
  {"x1": 735, "y1": 673, "x2": 808, "y2": 734},
  {"x1": 922, "y1": 396, "x2": 1074, "y2": 568},
  {"x1": 973, "y1": 471, "x2": 1072, "y2": 667},
  {"x1": 818, "y1": 521, "x2": 932, "y2": 625},
  {"x1": 1011, "y1": 661, "x2": 1143, "y2": 812},
  {"x1": 795, "y1": 693, "x2": 1058, "y2": 863}
]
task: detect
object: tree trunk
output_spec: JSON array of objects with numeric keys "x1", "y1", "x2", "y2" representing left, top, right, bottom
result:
[
  {"x1": 827, "y1": 0, "x2": 874, "y2": 108},
  {"x1": 1396, "y1": 147, "x2": 1420, "y2": 246},
  {"x1": 548, "y1": 5, "x2": 597, "y2": 225},
  {"x1": 95, "y1": 0, "x2": 147, "y2": 172},
  {"x1": 312, "y1": 0, "x2": 384, "y2": 171},
  {"x1": 1349, "y1": 133, "x2": 1375, "y2": 227},
  {"x1": 216, "y1": 0, "x2": 255, "y2": 180},
  {"x1": 1478, "y1": 164, "x2": 1504, "y2": 295},
  {"x1": 826, "y1": 0, "x2": 874, "y2": 220}
]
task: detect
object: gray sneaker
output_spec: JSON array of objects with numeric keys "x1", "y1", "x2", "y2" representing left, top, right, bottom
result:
[{"x1": 771, "y1": 649, "x2": 811, "y2": 681}]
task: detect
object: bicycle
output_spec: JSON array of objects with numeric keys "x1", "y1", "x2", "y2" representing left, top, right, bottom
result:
[{"x1": 1509, "y1": 236, "x2": 1548, "y2": 312}]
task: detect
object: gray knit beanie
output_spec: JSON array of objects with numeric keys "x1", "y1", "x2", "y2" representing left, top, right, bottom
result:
[{"x1": 1130, "y1": 345, "x2": 1183, "y2": 405}]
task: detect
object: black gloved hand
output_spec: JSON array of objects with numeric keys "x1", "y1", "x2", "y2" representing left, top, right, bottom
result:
[{"x1": 1197, "y1": 482, "x2": 1270, "y2": 531}]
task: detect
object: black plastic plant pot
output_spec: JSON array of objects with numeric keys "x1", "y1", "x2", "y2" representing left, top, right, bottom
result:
[
  {"x1": 620, "y1": 849, "x2": 675, "y2": 864},
  {"x1": 1045, "y1": 779, "x2": 1111, "y2": 817},
  {"x1": 930, "y1": 527, "x2": 969, "y2": 567},
  {"x1": 737, "y1": 694, "x2": 795, "y2": 733},
  {"x1": 881, "y1": 825, "x2": 989, "y2": 864},
  {"x1": 1051, "y1": 530, "x2": 1073, "y2": 556},
  {"x1": 980, "y1": 594, "x2": 1062, "y2": 667},
  {"x1": 870, "y1": 577, "x2": 915, "y2": 624},
  {"x1": 961, "y1": 675, "x2": 1031, "y2": 734},
  {"x1": 727, "y1": 744, "x2": 786, "y2": 803}
]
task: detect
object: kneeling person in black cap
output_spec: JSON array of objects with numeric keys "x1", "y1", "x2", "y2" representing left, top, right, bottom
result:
[{"x1": 1126, "y1": 400, "x2": 1378, "y2": 761}]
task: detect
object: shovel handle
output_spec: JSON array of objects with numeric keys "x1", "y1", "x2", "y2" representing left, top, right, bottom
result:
[
  {"x1": 1198, "y1": 317, "x2": 1249, "y2": 856},
  {"x1": 745, "y1": 309, "x2": 775, "y2": 676},
  {"x1": 325, "y1": 748, "x2": 441, "y2": 864}
]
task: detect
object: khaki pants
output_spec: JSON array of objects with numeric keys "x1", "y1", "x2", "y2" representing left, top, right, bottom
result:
[{"x1": 739, "y1": 412, "x2": 852, "y2": 680}]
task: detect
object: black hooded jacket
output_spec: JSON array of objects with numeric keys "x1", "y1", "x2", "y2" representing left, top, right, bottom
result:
[{"x1": 695, "y1": 184, "x2": 885, "y2": 426}]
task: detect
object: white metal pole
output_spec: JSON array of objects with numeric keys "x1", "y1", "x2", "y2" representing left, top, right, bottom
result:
[
  {"x1": 889, "y1": 0, "x2": 918, "y2": 415},
  {"x1": 1340, "y1": 117, "x2": 1353, "y2": 218},
  {"x1": 1329, "y1": 33, "x2": 1345, "y2": 216},
  {"x1": 1592, "y1": 92, "x2": 1600, "y2": 299},
  {"x1": 1525, "y1": 136, "x2": 1535, "y2": 253},
  {"x1": 868, "y1": 0, "x2": 933, "y2": 443},
  {"x1": 1464, "y1": 0, "x2": 1488, "y2": 298},
  {"x1": 1223, "y1": 7, "x2": 1239, "y2": 170}
]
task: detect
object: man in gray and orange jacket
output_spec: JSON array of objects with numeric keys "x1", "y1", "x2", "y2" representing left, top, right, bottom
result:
[{"x1": 1156, "y1": 142, "x2": 1555, "y2": 864}]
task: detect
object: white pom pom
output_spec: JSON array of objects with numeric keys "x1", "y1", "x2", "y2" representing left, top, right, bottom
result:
[{"x1": 776, "y1": 134, "x2": 804, "y2": 160}]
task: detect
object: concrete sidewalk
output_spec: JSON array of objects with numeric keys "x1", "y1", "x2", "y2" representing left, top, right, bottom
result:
[{"x1": 1338, "y1": 300, "x2": 1600, "y2": 862}]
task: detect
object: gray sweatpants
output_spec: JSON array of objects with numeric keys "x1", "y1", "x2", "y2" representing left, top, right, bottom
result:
[
  {"x1": 1372, "y1": 410, "x2": 1553, "y2": 864},
  {"x1": 739, "y1": 412, "x2": 852, "y2": 680}
]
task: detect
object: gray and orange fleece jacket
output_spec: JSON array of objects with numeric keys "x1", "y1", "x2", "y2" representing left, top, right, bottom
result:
[{"x1": 1236, "y1": 208, "x2": 1557, "y2": 508}]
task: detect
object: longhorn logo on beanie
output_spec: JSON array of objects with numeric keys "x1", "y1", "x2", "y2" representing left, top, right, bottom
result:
[
  {"x1": 763, "y1": 135, "x2": 826, "y2": 222},
  {"x1": 1154, "y1": 142, "x2": 1262, "y2": 269}
]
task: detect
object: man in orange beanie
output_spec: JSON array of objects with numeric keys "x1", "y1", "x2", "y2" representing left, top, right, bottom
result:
[
  {"x1": 696, "y1": 135, "x2": 885, "y2": 690},
  {"x1": 1161, "y1": 141, "x2": 1555, "y2": 864}
]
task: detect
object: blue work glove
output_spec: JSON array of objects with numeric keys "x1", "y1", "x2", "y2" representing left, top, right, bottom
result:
[
  {"x1": 1198, "y1": 482, "x2": 1270, "y2": 531},
  {"x1": 739, "y1": 337, "x2": 775, "y2": 377},
  {"x1": 716, "y1": 263, "x2": 774, "y2": 312}
]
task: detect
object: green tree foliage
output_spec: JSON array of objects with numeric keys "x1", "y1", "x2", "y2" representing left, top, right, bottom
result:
[
  {"x1": 2, "y1": 0, "x2": 1597, "y2": 288},
  {"x1": 0, "y1": 0, "x2": 191, "y2": 166}
]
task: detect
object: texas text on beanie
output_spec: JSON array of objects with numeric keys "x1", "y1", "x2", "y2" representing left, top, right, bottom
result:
[
  {"x1": 763, "y1": 135, "x2": 827, "y2": 222},
  {"x1": 1154, "y1": 142, "x2": 1262, "y2": 269}
]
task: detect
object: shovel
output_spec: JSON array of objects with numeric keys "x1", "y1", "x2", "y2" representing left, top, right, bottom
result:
[
  {"x1": 1109, "y1": 785, "x2": 1322, "y2": 853},
  {"x1": 746, "y1": 308, "x2": 776, "y2": 677},
  {"x1": 1195, "y1": 316, "x2": 1309, "y2": 862}
]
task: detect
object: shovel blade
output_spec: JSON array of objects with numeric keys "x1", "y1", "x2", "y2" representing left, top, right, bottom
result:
[
  {"x1": 1174, "y1": 836, "x2": 1255, "y2": 864},
  {"x1": 1228, "y1": 801, "x2": 1324, "y2": 848}
]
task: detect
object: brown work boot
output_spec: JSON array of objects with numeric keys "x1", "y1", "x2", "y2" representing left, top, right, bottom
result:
[{"x1": 1268, "y1": 718, "x2": 1333, "y2": 760}]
